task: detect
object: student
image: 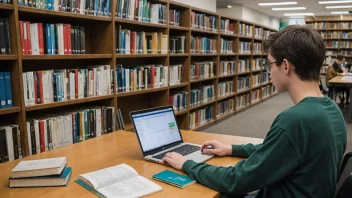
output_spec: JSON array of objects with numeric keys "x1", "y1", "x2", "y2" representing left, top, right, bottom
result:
[
  {"x1": 162, "y1": 25, "x2": 347, "y2": 198},
  {"x1": 326, "y1": 54, "x2": 350, "y2": 106}
]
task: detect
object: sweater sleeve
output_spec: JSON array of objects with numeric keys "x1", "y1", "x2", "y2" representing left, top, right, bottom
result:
[
  {"x1": 182, "y1": 127, "x2": 302, "y2": 195},
  {"x1": 231, "y1": 143, "x2": 262, "y2": 158}
]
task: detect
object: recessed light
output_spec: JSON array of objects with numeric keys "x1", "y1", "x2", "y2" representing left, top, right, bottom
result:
[
  {"x1": 331, "y1": 11, "x2": 350, "y2": 14},
  {"x1": 272, "y1": 7, "x2": 306, "y2": 11},
  {"x1": 326, "y1": 5, "x2": 352, "y2": 9},
  {"x1": 258, "y1": 2, "x2": 297, "y2": 6},
  {"x1": 227, "y1": 5, "x2": 232, "y2": 8},
  {"x1": 319, "y1": 1, "x2": 352, "y2": 4},
  {"x1": 284, "y1": 13, "x2": 315, "y2": 16}
]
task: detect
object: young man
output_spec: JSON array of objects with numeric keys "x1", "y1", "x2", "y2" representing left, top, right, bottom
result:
[{"x1": 162, "y1": 25, "x2": 347, "y2": 198}]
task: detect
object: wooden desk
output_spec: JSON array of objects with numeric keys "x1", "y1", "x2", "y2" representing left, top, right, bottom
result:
[
  {"x1": 0, "y1": 130, "x2": 263, "y2": 198},
  {"x1": 328, "y1": 76, "x2": 352, "y2": 122}
]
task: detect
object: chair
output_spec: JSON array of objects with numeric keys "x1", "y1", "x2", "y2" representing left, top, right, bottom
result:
[
  {"x1": 320, "y1": 75, "x2": 329, "y2": 94},
  {"x1": 335, "y1": 152, "x2": 352, "y2": 198}
]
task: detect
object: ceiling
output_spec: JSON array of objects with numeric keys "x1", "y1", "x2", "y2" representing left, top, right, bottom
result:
[{"x1": 216, "y1": 0, "x2": 352, "y2": 18}]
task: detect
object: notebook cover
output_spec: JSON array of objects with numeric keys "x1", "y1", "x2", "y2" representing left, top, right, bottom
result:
[
  {"x1": 152, "y1": 170, "x2": 195, "y2": 188},
  {"x1": 75, "y1": 179, "x2": 106, "y2": 198}
]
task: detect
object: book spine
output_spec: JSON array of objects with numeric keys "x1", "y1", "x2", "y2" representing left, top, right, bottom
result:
[{"x1": 3, "y1": 72, "x2": 12, "y2": 108}]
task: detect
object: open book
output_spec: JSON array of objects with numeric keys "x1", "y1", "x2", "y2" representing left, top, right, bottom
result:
[{"x1": 75, "y1": 164, "x2": 162, "y2": 198}]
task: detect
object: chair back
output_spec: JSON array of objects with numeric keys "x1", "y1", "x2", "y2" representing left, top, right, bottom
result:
[{"x1": 336, "y1": 152, "x2": 352, "y2": 196}]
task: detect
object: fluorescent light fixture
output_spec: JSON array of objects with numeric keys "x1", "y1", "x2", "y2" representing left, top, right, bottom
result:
[
  {"x1": 258, "y1": 2, "x2": 297, "y2": 6},
  {"x1": 289, "y1": 16, "x2": 305, "y2": 19},
  {"x1": 272, "y1": 7, "x2": 306, "y2": 11},
  {"x1": 284, "y1": 13, "x2": 315, "y2": 16},
  {"x1": 331, "y1": 11, "x2": 349, "y2": 14},
  {"x1": 227, "y1": 5, "x2": 232, "y2": 8},
  {"x1": 326, "y1": 5, "x2": 352, "y2": 9},
  {"x1": 319, "y1": 1, "x2": 352, "y2": 4}
]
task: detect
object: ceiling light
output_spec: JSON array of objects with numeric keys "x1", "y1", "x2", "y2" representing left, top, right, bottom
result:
[
  {"x1": 258, "y1": 2, "x2": 297, "y2": 6},
  {"x1": 331, "y1": 11, "x2": 350, "y2": 14},
  {"x1": 319, "y1": 1, "x2": 352, "y2": 4},
  {"x1": 326, "y1": 5, "x2": 352, "y2": 9},
  {"x1": 284, "y1": 13, "x2": 315, "y2": 16},
  {"x1": 227, "y1": 5, "x2": 232, "y2": 8},
  {"x1": 289, "y1": 16, "x2": 306, "y2": 19},
  {"x1": 272, "y1": 7, "x2": 306, "y2": 11}
]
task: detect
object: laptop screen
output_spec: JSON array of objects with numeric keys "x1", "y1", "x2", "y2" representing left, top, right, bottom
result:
[{"x1": 131, "y1": 107, "x2": 182, "y2": 152}]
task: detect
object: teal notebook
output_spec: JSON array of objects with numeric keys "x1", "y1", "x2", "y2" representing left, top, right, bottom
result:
[{"x1": 152, "y1": 170, "x2": 196, "y2": 188}]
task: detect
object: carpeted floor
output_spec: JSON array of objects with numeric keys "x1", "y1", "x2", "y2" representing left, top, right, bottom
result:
[{"x1": 203, "y1": 92, "x2": 352, "y2": 153}]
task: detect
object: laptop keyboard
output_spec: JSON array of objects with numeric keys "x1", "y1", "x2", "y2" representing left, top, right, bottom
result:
[{"x1": 153, "y1": 144, "x2": 201, "y2": 160}]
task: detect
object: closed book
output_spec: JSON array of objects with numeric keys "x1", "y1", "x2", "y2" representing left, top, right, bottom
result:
[
  {"x1": 0, "y1": 72, "x2": 7, "y2": 109},
  {"x1": 152, "y1": 170, "x2": 196, "y2": 188},
  {"x1": 0, "y1": 19, "x2": 7, "y2": 54},
  {"x1": 11, "y1": 157, "x2": 66, "y2": 178},
  {"x1": 9, "y1": 167, "x2": 72, "y2": 188},
  {"x1": 4, "y1": 72, "x2": 13, "y2": 108}
]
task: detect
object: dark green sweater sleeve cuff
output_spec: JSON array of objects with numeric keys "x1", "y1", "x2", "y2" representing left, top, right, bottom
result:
[
  {"x1": 182, "y1": 160, "x2": 198, "y2": 175},
  {"x1": 231, "y1": 144, "x2": 244, "y2": 157}
]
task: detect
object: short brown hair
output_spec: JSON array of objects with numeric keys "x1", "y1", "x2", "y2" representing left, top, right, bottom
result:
[
  {"x1": 263, "y1": 25, "x2": 325, "y2": 81},
  {"x1": 336, "y1": 54, "x2": 344, "y2": 61}
]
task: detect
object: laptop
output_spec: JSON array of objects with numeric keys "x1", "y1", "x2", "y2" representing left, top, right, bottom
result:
[{"x1": 130, "y1": 106, "x2": 214, "y2": 164}]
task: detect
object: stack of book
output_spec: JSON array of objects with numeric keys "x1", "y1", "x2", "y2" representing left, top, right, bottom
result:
[
  {"x1": 0, "y1": 125, "x2": 22, "y2": 163},
  {"x1": 9, "y1": 157, "x2": 72, "y2": 188}
]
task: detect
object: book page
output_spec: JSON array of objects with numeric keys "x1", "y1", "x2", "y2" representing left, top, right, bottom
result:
[
  {"x1": 12, "y1": 157, "x2": 66, "y2": 172},
  {"x1": 79, "y1": 164, "x2": 138, "y2": 189},
  {"x1": 97, "y1": 176, "x2": 162, "y2": 198}
]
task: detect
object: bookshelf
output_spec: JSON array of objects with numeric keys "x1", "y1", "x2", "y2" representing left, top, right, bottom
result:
[{"x1": 0, "y1": 0, "x2": 278, "y2": 163}]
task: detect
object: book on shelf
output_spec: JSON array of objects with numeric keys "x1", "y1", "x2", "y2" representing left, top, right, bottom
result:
[
  {"x1": 218, "y1": 81, "x2": 233, "y2": 98},
  {"x1": 254, "y1": 27, "x2": 263, "y2": 38},
  {"x1": 169, "y1": 64, "x2": 183, "y2": 86},
  {"x1": 220, "y1": 38, "x2": 233, "y2": 54},
  {"x1": 263, "y1": 30, "x2": 271, "y2": 39},
  {"x1": 191, "y1": 12, "x2": 217, "y2": 32},
  {"x1": 19, "y1": 21, "x2": 85, "y2": 55},
  {"x1": 10, "y1": 166, "x2": 72, "y2": 188},
  {"x1": 190, "y1": 85, "x2": 215, "y2": 107},
  {"x1": 169, "y1": 36, "x2": 186, "y2": 54},
  {"x1": 239, "y1": 23, "x2": 253, "y2": 36},
  {"x1": 238, "y1": 59, "x2": 250, "y2": 73},
  {"x1": 253, "y1": 42, "x2": 262, "y2": 54},
  {"x1": 190, "y1": 36, "x2": 217, "y2": 54},
  {"x1": 116, "y1": 64, "x2": 168, "y2": 93},
  {"x1": 0, "y1": 72, "x2": 13, "y2": 109},
  {"x1": 0, "y1": 125, "x2": 22, "y2": 163},
  {"x1": 115, "y1": 26, "x2": 168, "y2": 54},
  {"x1": 252, "y1": 89, "x2": 260, "y2": 102},
  {"x1": 26, "y1": 106, "x2": 115, "y2": 155},
  {"x1": 23, "y1": 65, "x2": 113, "y2": 106},
  {"x1": 262, "y1": 72, "x2": 269, "y2": 84},
  {"x1": 219, "y1": 61, "x2": 236, "y2": 76},
  {"x1": 11, "y1": 157, "x2": 66, "y2": 178},
  {"x1": 262, "y1": 85, "x2": 271, "y2": 98},
  {"x1": 239, "y1": 41, "x2": 251, "y2": 54},
  {"x1": 251, "y1": 58, "x2": 261, "y2": 71},
  {"x1": 18, "y1": 0, "x2": 112, "y2": 16},
  {"x1": 251, "y1": 74, "x2": 261, "y2": 87},
  {"x1": 220, "y1": 19, "x2": 234, "y2": 34},
  {"x1": 0, "y1": 18, "x2": 11, "y2": 55},
  {"x1": 0, "y1": 0, "x2": 12, "y2": 4},
  {"x1": 216, "y1": 98, "x2": 234, "y2": 117},
  {"x1": 190, "y1": 61, "x2": 216, "y2": 81},
  {"x1": 169, "y1": 9, "x2": 180, "y2": 26},
  {"x1": 237, "y1": 77, "x2": 250, "y2": 91},
  {"x1": 236, "y1": 93, "x2": 250, "y2": 109},
  {"x1": 189, "y1": 106, "x2": 212, "y2": 129},
  {"x1": 75, "y1": 163, "x2": 162, "y2": 198},
  {"x1": 116, "y1": 0, "x2": 166, "y2": 25},
  {"x1": 170, "y1": 91, "x2": 188, "y2": 112},
  {"x1": 116, "y1": 108, "x2": 125, "y2": 131}
]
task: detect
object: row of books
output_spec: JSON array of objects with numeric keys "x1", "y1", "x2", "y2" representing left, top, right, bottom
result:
[
  {"x1": 220, "y1": 19, "x2": 234, "y2": 35},
  {"x1": 341, "y1": 50, "x2": 352, "y2": 55},
  {"x1": 216, "y1": 99, "x2": 234, "y2": 118},
  {"x1": 191, "y1": 12, "x2": 217, "y2": 32},
  {"x1": 20, "y1": 22, "x2": 85, "y2": 55},
  {"x1": 236, "y1": 93, "x2": 250, "y2": 109},
  {"x1": 220, "y1": 39, "x2": 233, "y2": 54},
  {"x1": 238, "y1": 77, "x2": 250, "y2": 91},
  {"x1": 254, "y1": 27, "x2": 263, "y2": 38},
  {"x1": 190, "y1": 61, "x2": 216, "y2": 81},
  {"x1": 252, "y1": 89, "x2": 260, "y2": 103},
  {"x1": 252, "y1": 58, "x2": 261, "y2": 71},
  {"x1": 308, "y1": 22, "x2": 352, "y2": 29},
  {"x1": 190, "y1": 36, "x2": 217, "y2": 54},
  {"x1": 115, "y1": 64, "x2": 168, "y2": 93},
  {"x1": 262, "y1": 72, "x2": 269, "y2": 84},
  {"x1": 251, "y1": 74, "x2": 261, "y2": 87},
  {"x1": 190, "y1": 85, "x2": 215, "y2": 107},
  {"x1": 116, "y1": 27, "x2": 168, "y2": 54},
  {"x1": 341, "y1": 32, "x2": 352, "y2": 39},
  {"x1": 253, "y1": 43, "x2": 262, "y2": 54},
  {"x1": 326, "y1": 41, "x2": 338, "y2": 48},
  {"x1": 263, "y1": 30, "x2": 271, "y2": 39},
  {"x1": 339, "y1": 41, "x2": 352, "y2": 48},
  {"x1": 169, "y1": 9, "x2": 180, "y2": 26},
  {"x1": 238, "y1": 59, "x2": 250, "y2": 73},
  {"x1": 262, "y1": 85, "x2": 271, "y2": 98},
  {"x1": 219, "y1": 61, "x2": 236, "y2": 76},
  {"x1": 22, "y1": 66, "x2": 113, "y2": 106},
  {"x1": 321, "y1": 31, "x2": 341, "y2": 39},
  {"x1": 239, "y1": 23, "x2": 253, "y2": 36},
  {"x1": 239, "y1": 42, "x2": 251, "y2": 54},
  {"x1": 218, "y1": 81, "x2": 233, "y2": 97},
  {"x1": 0, "y1": 125, "x2": 22, "y2": 163},
  {"x1": 169, "y1": 64, "x2": 183, "y2": 86},
  {"x1": 0, "y1": 0, "x2": 11, "y2": 3},
  {"x1": 169, "y1": 36, "x2": 186, "y2": 54},
  {"x1": 19, "y1": 0, "x2": 112, "y2": 16},
  {"x1": 116, "y1": 0, "x2": 166, "y2": 25},
  {"x1": 26, "y1": 106, "x2": 116, "y2": 156},
  {"x1": 0, "y1": 18, "x2": 11, "y2": 55},
  {"x1": 189, "y1": 106, "x2": 212, "y2": 129},
  {"x1": 0, "y1": 72, "x2": 13, "y2": 109},
  {"x1": 169, "y1": 91, "x2": 187, "y2": 112}
]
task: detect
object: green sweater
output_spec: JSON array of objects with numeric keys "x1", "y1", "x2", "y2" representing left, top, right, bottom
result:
[{"x1": 182, "y1": 96, "x2": 347, "y2": 198}]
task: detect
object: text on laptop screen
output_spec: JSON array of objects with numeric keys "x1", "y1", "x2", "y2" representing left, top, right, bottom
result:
[{"x1": 132, "y1": 108, "x2": 182, "y2": 152}]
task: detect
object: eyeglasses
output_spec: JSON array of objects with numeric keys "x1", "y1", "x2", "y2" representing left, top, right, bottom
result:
[{"x1": 263, "y1": 61, "x2": 277, "y2": 73}]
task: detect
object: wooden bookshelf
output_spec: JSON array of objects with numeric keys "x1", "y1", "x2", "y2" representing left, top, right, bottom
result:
[{"x1": 0, "y1": 0, "x2": 279, "y2": 164}]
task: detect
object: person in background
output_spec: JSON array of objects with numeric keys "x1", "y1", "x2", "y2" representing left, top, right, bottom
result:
[{"x1": 326, "y1": 54, "x2": 350, "y2": 106}]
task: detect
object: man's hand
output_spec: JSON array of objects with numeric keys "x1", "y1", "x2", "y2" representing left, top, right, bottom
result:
[
  {"x1": 201, "y1": 140, "x2": 232, "y2": 156},
  {"x1": 162, "y1": 152, "x2": 188, "y2": 170}
]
